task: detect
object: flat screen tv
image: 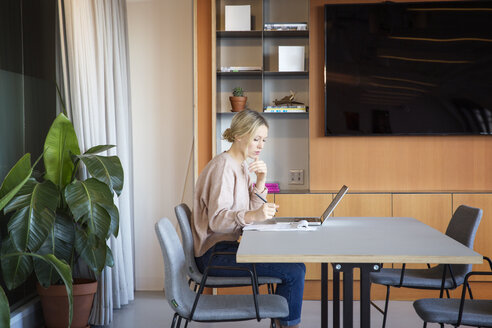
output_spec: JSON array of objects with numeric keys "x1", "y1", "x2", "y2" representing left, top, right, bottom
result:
[{"x1": 324, "y1": 1, "x2": 492, "y2": 136}]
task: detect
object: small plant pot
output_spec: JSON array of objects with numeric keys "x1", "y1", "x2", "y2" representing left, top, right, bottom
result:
[
  {"x1": 37, "y1": 278, "x2": 98, "y2": 328},
  {"x1": 229, "y1": 96, "x2": 247, "y2": 112}
]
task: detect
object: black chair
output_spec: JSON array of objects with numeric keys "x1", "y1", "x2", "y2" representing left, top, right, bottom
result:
[
  {"x1": 370, "y1": 205, "x2": 483, "y2": 328},
  {"x1": 155, "y1": 217, "x2": 289, "y2": 328},
  {"x1": 174, "y1": 203, "x2": 281, "y2": 291},
  {"x1": 413, "y1": 256, "x2": 492, "y2": 328}
]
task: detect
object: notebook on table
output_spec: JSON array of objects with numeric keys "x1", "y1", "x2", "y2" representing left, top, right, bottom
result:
[{"x1": 273, "y1": 185, "x2": 349, "y2": 226}]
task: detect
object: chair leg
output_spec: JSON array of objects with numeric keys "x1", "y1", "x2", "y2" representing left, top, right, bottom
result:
[
  {"x1": 171, "y1": 313, "x2": 179, "y2": 328},
  {"x1": 382, "y1": 285, "x2": 390, "y2": 328},
  {"x1": 467, "y1": 281, "x2": 474, "y2": 300},
  {"x1": 439, "y1": 323, "x2": 444, "y2": 328},
  {"x1": 422, "y1": 322, "x2": 427, "y2": 328},
  {"x1": 445, "y1": 289, "x2": 450, "y2": 298},
  {"x1": 184, "y1": 319, "x2": 189, "y2": 328},
  {"x1": 176, "y1": 316, "x2": 182, "y2": 328}
]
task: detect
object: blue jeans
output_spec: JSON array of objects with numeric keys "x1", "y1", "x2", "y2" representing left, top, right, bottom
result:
[{"x1": 196, "y1": 242, "x2": 306, "y2": 326}]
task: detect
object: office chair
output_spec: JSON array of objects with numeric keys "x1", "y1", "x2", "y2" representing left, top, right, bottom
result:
[
  {"x1": 413, "y1": 256, "x2": 492, "y2": 328},
  {"x1": 370, "y1": 205, "x2": 483, "y2": 328},
  {"x1": 155, "y1": 217, "x2": 289, "y2": 328},
  {"x1": 174, "y1": 203, "x2": 281, "y2": 291}
]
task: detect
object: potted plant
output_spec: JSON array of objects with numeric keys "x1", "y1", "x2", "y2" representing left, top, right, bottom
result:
[
  {"x1": 0, "y1": 112, "x2": 123, "y2": 328},
  {"x1": 229, "y1": 87, "x2": 247, "y2": 112}
]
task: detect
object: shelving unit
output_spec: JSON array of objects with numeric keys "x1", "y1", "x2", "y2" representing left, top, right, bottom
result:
[{"x1": 213, "y1": 0, "x2": 310, "y2": 190}]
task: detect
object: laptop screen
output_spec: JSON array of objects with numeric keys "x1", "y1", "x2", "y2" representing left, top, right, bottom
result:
[{"x1": 320, "y1": 185, "x2": 349, "y2": 223}]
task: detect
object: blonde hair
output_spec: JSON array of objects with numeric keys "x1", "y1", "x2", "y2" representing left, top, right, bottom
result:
[{"x1": 222, "y1": 109, "x2": 269, "y2": 143}]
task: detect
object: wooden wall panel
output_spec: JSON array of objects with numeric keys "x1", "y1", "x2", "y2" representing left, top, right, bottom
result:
[
  {"x1": 333, "y1": 194, "x2": 392, "y2": 217},
  {"x1": 197, "y1": 0, "x2": 213, "y2": 174},
  {"x1": 453, "y1": 194, "x2": 492, "y2": 278},
  {"x1": 309, "y1": 0, "x2": 492, "y2": 192},
  {"x1": 393, "y1": 194, "x2": 452, "y2": 232},
  {"x1": 392, "y1": 194, "x2": 452, "y2": 269},
  {"x1": 274, "y1": 193, "x2": 332, "y2": 217}
]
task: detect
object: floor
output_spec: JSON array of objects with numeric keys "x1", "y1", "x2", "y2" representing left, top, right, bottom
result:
[{"x1": 105, "y1": 291, "x2": 465, "y2": 328}]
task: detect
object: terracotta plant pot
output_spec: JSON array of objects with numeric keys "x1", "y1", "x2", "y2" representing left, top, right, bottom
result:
[
  {"x1": 229, "y1": 96, "x2": 247, "y2": 112},
  {"x1": 37, "y1": 278, "x2": 98, "y2": 328}
]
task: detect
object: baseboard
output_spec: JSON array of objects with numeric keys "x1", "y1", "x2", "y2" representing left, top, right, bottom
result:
[{"x1": 10, "y1": 297, "x2": 44, "y2": 328}]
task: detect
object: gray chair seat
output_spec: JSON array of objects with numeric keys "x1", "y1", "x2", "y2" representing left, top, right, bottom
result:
[
  {"x1": 191, "y1": 294, "x2": 288, "y2": 321},
  {"x1": 370, "y1": 265, "x2": 466, "y2": 289},
  {"x1": 414, "y1": 298, "x2": 492, "y2": 327},
  {"x1": 199, "y1": 275, "x2": 281, "y2": 286}
]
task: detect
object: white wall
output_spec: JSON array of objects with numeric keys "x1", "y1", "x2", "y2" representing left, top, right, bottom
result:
[{"x1": 126, "y1": 0, "x2": 194, "y2": 290}]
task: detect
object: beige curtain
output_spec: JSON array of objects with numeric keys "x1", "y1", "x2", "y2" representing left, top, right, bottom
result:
[{"x1": 61, "y1": 0, "x2": 135, "y2": 324}]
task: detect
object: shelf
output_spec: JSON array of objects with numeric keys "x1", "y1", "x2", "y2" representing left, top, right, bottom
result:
[
  {"x1": 217, "y1": 31, "x2": 262, "y2": 38},
  {"x1": 216, "y1": 30, "x2": 308, "y2": 38},
  {"x1": 217, "y1": 111, "x2": 308, "y2": 116},
  {"x1": 264, "y1": 71, "x2": 308, "y2": 77},
  {"x1": 263, "y1": 30, "x2": 308, "y2": 37},
  {"x1": 217, "y1": 71, "x2": 263, "y2": 77}
]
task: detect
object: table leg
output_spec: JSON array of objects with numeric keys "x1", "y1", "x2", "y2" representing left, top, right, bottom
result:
[
  {"x1": 343, "y1": 268, "x2": 354, "y2": 328},
  {"x1": 360, "y1": 265, "x2": 372, "y2": 328},
  {"x1": 333, "y1": 269, "x2": 340, "y2": 328},
  {"x1": 333, "y1": 263, "x2": 380, "y2": 328},
  {"x1": 321, "y1": 263, "x2": 328, "y2": 328}
]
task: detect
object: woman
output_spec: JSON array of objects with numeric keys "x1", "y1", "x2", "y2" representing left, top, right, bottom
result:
[{"x1": 191, "y1": 109, "x2": 305, "y2": 328}]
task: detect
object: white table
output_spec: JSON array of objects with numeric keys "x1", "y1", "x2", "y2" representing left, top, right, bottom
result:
[{"x1": 237, "y1": 217, "x2": 483, "y2": 328}]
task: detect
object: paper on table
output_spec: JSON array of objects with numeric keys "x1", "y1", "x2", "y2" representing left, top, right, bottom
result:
[{"x1": 243, "y1": 223, "x2": 317, "y2": 232}]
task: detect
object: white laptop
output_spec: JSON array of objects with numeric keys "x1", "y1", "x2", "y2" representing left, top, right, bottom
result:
[{"x1": 273, "y1": 185, "x2": 349, "y2": 226}]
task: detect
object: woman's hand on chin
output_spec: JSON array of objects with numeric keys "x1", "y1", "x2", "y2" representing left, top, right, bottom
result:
[{"x1": 249, "y1": 157, "x2": 267, "y2": 187}]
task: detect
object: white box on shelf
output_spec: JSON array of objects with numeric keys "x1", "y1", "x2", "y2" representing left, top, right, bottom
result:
[
  {"x1": 225, "y1": 5, "x2": 251, "y2": 31},
  {"x1": 278, "y1": 46, "x2": 305, "y2": 72}
]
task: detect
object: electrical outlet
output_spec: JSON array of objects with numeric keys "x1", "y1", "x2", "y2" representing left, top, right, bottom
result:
[{"x1": 288, "y1": 169, "x2": 304, "y2": 185}]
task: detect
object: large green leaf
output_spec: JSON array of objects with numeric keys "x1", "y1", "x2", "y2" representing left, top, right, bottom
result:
[
  {"x1": 105, "y1": 245, "x2": 114, "y2": 267},
  {"x1": 0, "y1": 154, "x2": 32, "y2": 212},
  {"x1": 0, "y1": 286, "x2": 9, "y2": 328},
  {"x1": 34, "y1": 214, "x2": 74, "y2": 286},
  {"x1": 83, "y1": 145, "x2": 115, "y2": 155},
  {"x1": 43, "y1": 113, "x2": 80, "y2": 190},
  {"x1": 75, "y1": 229, "x2": 106, "y2": 273},
  {"x1": 5, "y1": 180, "x2": 59, "y2": 253},
  {"x1": 77, "y1": 155, "x2": 124, "y2": 196},
  {"x1": 102, "y1": 203, "x2": 119, "y2": 238},
  {"x1": 65, "y1": 179, "x2": 113, "y2": 240},
  {"x1": 0, "y1": 238, "x2": 33, "y2": 290}
]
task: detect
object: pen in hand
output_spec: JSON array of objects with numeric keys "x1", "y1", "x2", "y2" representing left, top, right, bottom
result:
[{"x1": 255, "y1": 192, "x2": 278, "y2": 212}]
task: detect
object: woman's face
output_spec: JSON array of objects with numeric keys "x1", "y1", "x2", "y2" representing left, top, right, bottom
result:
[{"x1": 245, "y1": 125, "x2": 268, "y2": 159}]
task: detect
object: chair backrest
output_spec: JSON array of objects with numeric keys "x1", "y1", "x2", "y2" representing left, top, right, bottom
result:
[
  {"x1": 445, "y1": 205, "x2": 483, "y2": 276},
  {"x1": 155, "y1": 217, "x2": 197, "y2": 318},
  {"x1": 174, "y1": 203, "x2": 202, "y2": 282},
  {"x1": 446, "y1": 205, "x2": 482, "y2": 248}
]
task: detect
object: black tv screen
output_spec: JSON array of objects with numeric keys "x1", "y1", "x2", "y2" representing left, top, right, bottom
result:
[{"x1": 324, "y1": 1, "x2": 492, "y2": 136}]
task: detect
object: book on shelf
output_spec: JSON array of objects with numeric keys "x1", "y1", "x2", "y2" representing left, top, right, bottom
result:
[
  {"x1": 264, "y1": 106, "x2": 308, "y2": 113},
  {"x1": 219, "y1": 66, "x2": 262, "y2": 72},
  {"x1": 254, "y1": 183, "x2": 280, "y2": 193},
  {"x1": 264, "y1": 22, "x2": 308, "y2": 31}
]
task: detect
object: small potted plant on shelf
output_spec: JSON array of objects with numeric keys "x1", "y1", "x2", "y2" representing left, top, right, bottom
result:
[
  {"x1": 0, "y1": 112, "x2": 123, "y2": 328},
  {"x1": 229, "y1": 86, "x2": 247, "y2": 112}
]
